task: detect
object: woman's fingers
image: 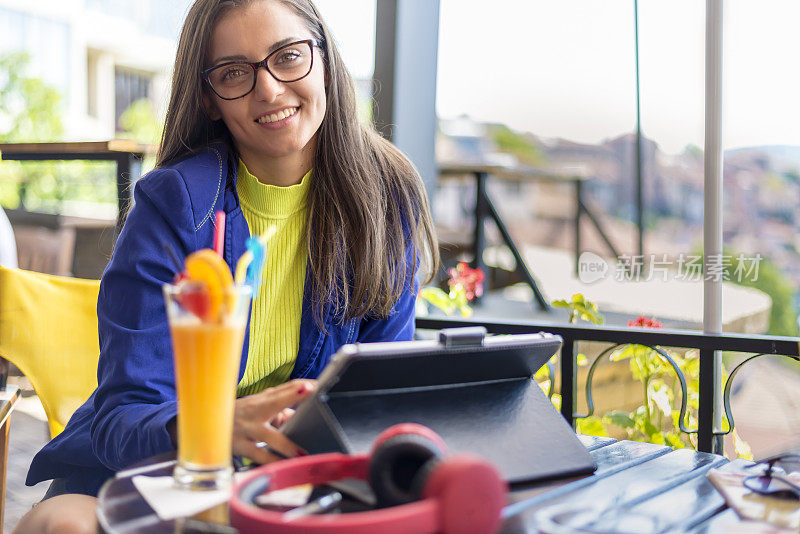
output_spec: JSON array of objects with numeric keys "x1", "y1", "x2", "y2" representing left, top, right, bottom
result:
[
  {"x1": 234, "y1": 423, "x2": 306, "y2": 464},
  {"x1": 252, "y1": 379, "x2": 315, "y2": 418},
  {"x1": 270, "y1": 408, "x2": 295, "y2": 429},
  {"x1": 253, "y1": 421, "x2": 305, "y2": 457},
  {"x1": 234, "y1": 438, "x2": 284, "y2": 465},
  {"x1": 233, "y1": 379, "x2": 313, "y2": 426},
  {"x1": 232, "y1": 379, "x2": 315, "y2": 464}
]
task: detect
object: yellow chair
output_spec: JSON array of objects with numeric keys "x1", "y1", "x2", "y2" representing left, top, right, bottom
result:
[{"x1": 0, "y1": 266, "x2": 100, "y2": 437}]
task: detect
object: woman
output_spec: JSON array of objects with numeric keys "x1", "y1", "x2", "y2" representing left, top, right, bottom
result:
[{"x1": 15, "y1": 0, "x2": 438, "y2": 532}]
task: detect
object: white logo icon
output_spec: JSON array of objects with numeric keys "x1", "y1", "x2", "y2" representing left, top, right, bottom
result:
[{"x1": 578, "y1": 252, "x2": 609, "y2": 284}]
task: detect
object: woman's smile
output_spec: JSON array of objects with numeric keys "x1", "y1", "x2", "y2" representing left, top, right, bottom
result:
[{"x1": 255, "y1": 106, "x2": 300, "y2": 126}]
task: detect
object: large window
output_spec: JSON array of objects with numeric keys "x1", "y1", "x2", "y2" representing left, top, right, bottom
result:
[
  {"x1": 434, "y1": 0, "x2": 800, "y2": 336},
  {"x1": 114, "y1": 68, "x2": 152, "y2": 132},
  {"x1": 432, "y1": 0, "x2": 800, "y2": 460}
]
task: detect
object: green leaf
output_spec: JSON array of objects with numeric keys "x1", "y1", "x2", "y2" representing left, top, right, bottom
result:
[
  {"x1": 610, "y1": 345, "x2": 636, "y2": 361},
  {"x1": 650, "y1": 384, "x2": 673, "y2": 418},
  {"x1": 665, "y1": 433, "x2": 687, "y2": 449},
  {"x1": 603, "y1": 410, "x2": 635, "y2": 429},
  {"x1": 550, "y1": 294, "x2": 605, "y2": 325},
  {"x1": 577, "y1": 416, "x2": 608, "y2": 437},
  {"x1": 534, "y1": 366, "x2": 550, "y2": 380},
  {"x1": 419, "y1": 287, "x2": 456, "y2": 315},
  {"x1": 643, "y1": 420, "x2": 660, "y2": 437}
]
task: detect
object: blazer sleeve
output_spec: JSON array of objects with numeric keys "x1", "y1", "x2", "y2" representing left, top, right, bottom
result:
[{"x1": 90, "y1": 169, "x2": 198, "y2": 471}]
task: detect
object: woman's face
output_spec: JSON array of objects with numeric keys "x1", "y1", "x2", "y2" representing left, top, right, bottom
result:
[{"x1": 205, "y1": 0, "x2": 326, "y2": 173}]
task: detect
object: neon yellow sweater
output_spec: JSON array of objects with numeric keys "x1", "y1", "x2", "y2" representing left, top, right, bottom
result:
[{"x1": 235, "y1": 159, "x2": 310, "y2": 396}]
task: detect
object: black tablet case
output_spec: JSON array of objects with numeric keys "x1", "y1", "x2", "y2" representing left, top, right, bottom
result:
[{"x1": 283, "y1": 328, "x2": 596, "y2": 484}]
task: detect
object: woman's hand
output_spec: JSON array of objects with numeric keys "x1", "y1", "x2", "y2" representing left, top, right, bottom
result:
[{"x1": 232, "y1": 379, "x2": 316, "y2": 464}]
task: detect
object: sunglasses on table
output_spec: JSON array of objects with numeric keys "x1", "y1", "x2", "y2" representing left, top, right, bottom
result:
[{"x1": 743, "y1": 453, "x2": 800, "y2": 500}]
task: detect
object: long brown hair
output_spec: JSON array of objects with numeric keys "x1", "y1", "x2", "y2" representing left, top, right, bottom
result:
[{"x1": 158, "y1": 0, "x2": 439, "y2": 324}]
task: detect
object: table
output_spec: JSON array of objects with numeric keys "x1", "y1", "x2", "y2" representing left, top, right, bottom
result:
[
  {"x1": 0, "y1": 140, "x2": 154, "y2": 235},
  {"x1": 440, "y1": 164, "x2": 605, "y2": 312},
  {"x1": 0, "y1": 386, "x2": 20, "y2": 531},
  {"x1": 96, "y1": 435, "x2": 753, "y2": 533}
]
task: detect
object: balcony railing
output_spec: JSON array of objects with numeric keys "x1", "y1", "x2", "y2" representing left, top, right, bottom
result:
[{"x1": 416, "y1": 316, "x2": 800, "y2": 454}]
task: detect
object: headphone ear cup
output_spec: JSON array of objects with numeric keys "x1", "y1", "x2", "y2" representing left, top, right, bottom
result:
[
  {"x1": 422, "y1": 454, "x2": 506, "y2": 534},
  {"x1": 369, "y1": 434, "x2": 445, "y2": 508},
  {"x1": 409, "y1": 456, "x2": 442, "y2": 502}
]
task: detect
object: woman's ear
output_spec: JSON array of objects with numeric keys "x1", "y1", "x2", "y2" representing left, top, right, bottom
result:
[{"x1": 202, "y1": 93, "x2": 222, "y2": 121}]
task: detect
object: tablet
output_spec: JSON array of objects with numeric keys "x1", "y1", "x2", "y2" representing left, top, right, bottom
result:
[{"x1": 282, "y1": 327, "x2": 596, "y2": 484}]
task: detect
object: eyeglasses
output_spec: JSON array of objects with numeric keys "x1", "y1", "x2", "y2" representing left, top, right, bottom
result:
[
  {"x1": 743, "y1": 454, "x2": 800, "y2": 500},
  {"x1": 203, "y1": 39, "x2": 320, "y2": 100}
]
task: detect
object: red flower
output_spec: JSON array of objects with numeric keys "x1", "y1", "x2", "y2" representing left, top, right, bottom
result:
[
  {"x1": 628, "y1": 315, "x2": 662, "y2": 328},
  {"x1": 448, "y1": 262, "x2": 485, "y2": 301}
]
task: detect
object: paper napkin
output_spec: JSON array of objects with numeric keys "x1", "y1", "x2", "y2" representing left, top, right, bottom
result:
[
  {"x1": 132, "y1": 475, "x2": 231, "y2": 521},
  {"x1": 132, "y1": 474, "x2": 314, "y2": 521}
]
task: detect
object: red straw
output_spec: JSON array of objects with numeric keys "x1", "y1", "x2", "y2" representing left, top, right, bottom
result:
[{"x1": 213, "y1": 210, "x2": 226, "y2": 256}]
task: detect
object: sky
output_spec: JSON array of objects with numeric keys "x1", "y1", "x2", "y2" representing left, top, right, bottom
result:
[{"x1": 316, "y1": 0, "x2": 800, "y2": 155}]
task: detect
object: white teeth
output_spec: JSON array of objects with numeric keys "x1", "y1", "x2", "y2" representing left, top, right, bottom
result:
[{"x1": 258, "y1": 107, "x2": 298, "y2": 124}]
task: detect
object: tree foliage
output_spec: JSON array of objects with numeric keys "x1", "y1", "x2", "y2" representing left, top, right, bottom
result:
[
  {"x1": 489, "y1": 124, "x2": 543, "y2": 166},
  {"x1": 0, "y1": 52, "x2": 63, "y2": 142},
  {"x1": 693, "y1": 248, "x2": 799, "y2": 337},
  {"x1": 119, "y1": 98, "x2": 161, "y2": 145},
  {"x1": 726, "y1": 253, "x2": 798, "y2": 337}
]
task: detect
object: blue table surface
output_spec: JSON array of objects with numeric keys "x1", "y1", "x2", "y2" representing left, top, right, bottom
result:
[
  {"x1": 97, "y1": 435, "x2": 753, "y2": 533},
  {"x1": 500, "y1": 434, "x2": 752, "y2": 533}
]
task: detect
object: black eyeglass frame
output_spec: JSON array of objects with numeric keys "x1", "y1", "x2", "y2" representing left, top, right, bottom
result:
[
  {"x1": 202, "y1": 39, "x2": 321, "y2": 101},
  {"x1": 742, "y1": 453, "x2": 800, "y2": 500}
]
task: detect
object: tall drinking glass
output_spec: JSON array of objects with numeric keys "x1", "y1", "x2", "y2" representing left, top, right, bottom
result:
[{"x1": 163, "y1": 282, "x2": 252, "y2": 490}]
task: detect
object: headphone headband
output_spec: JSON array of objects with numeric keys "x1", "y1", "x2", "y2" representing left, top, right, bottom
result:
[
  {"x1": 230, "y1": 424, "x2": 505, "y2": 534},
  {"x1": 230, "y1": 453, "x2": 441, "y2": 534}
]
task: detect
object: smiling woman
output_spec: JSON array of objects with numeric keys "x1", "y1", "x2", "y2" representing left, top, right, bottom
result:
[
  {"x1": 14, "y1": 1, "x2": 438, "y2": 532},
  {"x1": 200, "y1": 2, "x2": 327, "y2": 184}
]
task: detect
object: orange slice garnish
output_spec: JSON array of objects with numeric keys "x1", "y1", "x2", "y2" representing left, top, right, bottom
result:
[{"x1": 184, "y1": 249, "x2": 235, "y2": 321}]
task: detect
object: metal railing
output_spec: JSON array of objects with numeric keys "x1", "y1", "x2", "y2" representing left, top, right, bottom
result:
[
  {"x1": 438, "y1": 164, "x2": 625, "y2": 311},
  {"x1": 417, "y1": 316, "x2": 800, "y2": 454}
]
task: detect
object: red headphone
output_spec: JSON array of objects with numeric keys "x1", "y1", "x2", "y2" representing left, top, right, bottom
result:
[{"x1": 229, "y1": 423, "x2": 507, "y2": 534}]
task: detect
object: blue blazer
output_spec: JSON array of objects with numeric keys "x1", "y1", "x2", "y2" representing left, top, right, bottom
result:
[{"x1": 26, "y1": 144, "x2": 419, "y2": 496}]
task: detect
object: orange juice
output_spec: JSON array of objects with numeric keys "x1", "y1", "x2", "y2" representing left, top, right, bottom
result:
[
  {"x1": 170, "y1": 319, "x2": 245, "y2": 469},
  {"x1": 165, "y1": 256, "x2": 251, "y2": 490}
]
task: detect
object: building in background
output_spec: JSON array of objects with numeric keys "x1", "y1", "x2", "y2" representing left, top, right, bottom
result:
[{"x1": 0, "y1": 0, "x2": 189, "y2": 140}]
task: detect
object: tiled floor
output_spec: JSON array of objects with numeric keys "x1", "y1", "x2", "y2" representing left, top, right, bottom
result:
[{"x1": 5, "y1": 391, "x2": 50, "y2": 533}]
